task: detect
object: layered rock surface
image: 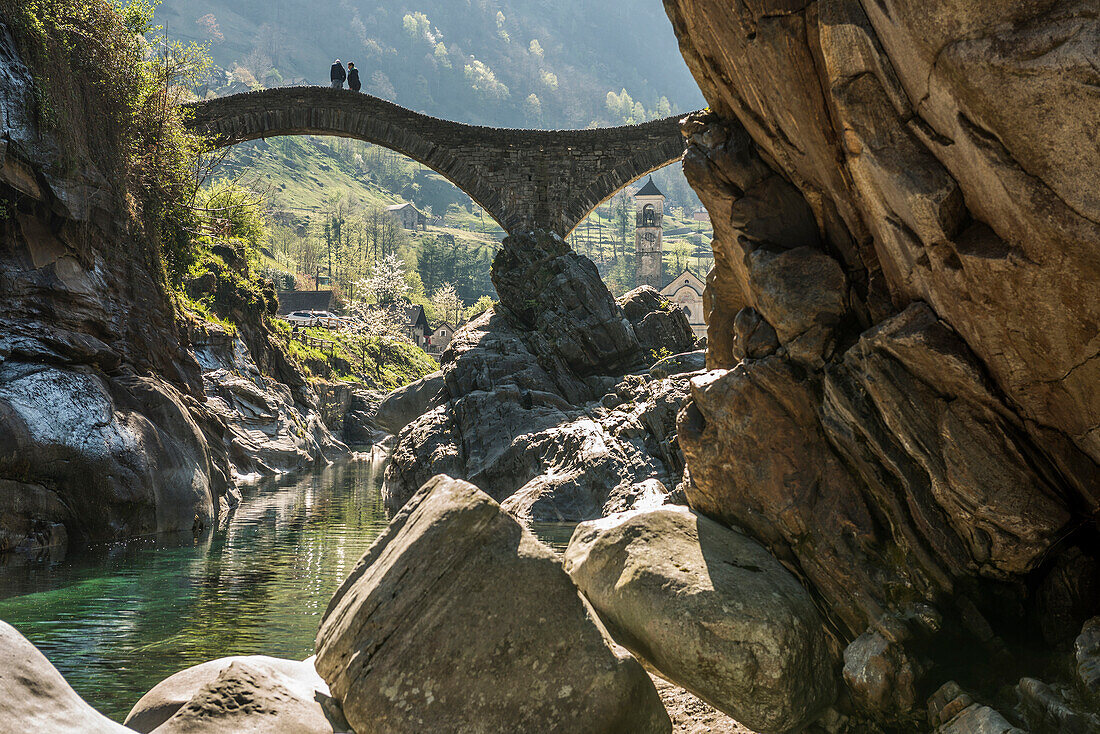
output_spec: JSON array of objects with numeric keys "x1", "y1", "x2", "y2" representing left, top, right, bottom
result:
[
  {"x1": 662, "y1": 0, "x2": 1100, "y2": 728},
  {"x1": 315, "y1": 474, "x2": 671, "y2": 734},
  {"x1": 382, "y1": 230, "x2": 696, "y2": 519}
]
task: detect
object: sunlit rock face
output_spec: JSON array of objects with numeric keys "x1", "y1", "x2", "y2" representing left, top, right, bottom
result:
[
  {"x1": 0, "y1": 621, "x2": 133, "y2": 734},
  {"x1": 663, "y1": 0, "x2": 1100, "y2": 728}
]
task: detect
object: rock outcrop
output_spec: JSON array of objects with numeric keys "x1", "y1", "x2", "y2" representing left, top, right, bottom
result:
[
  {"x1": 372, "y1": 370, "x2": 444, "y2": 436},
  {"x1": 382, "y1": 230, "x2": 697, "y2": 519},
  {"x1": 661, "y1": 0, "x2": 1100, "y2": 727},
  {"x1": 564, "y1": 506, "x2": 837, "y2": 733},
  {"x1": 0, "y1": 620, "x2": 134, "y2": 733},
  {"x1": 191, "y1": 324, "x2": 344, "y2": 479},
  {"x1": 315, "y1": 474, "x2": 670, "y2": 734},
  {"x1": 0, "y1": 23, "x2": 345, "y2": 550},
  {"x1": 125, "y1": 655, "x2": 349, "y2": 734}
]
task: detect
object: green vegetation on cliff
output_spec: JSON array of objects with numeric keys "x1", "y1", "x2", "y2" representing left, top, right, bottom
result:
[
  {"x1": 3, "y1": 1, "x2": 433, "y2": 392},
  {"x1": 4, "y1": 0, "x2": 209, "y2": 281}
]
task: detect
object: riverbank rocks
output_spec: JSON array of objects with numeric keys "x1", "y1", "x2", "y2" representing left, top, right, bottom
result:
[
  {"x1": 660, "y1": 0, "x2": 1100, "y2": 722},
  {"x1": 124, "y1": 655, "x2": 348, "y2": 733},
  {"x1": 563, "y1": 506, "x2": 838, "y2": 733},
  {"x1": 0, "y1": 620, "x2": 134, "y2": 733},
  {"x1": 315, "y1": 475, "x2": 670, "y2": 734},
  {"x1": 382, "y1": 230, "x2": 697, "y2": 519},
  {"x1": 649, "y1": 350, "x2": 706, "y2": 379},
  {"x1": 0, "y1": 364, "x2": 217, "y2": 543},
  {"x1": 620, "y1": 285, "x2": 696, "y2": 360},
  {"x1": 191, "y1": 324, "x2": 345, "y2": 479}
]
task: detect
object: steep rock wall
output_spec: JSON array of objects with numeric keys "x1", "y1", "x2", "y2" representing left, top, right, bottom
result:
[
  {"x1": 0, "y1": 22, "x2": 341, "y2": 552},
  {"x1": 663, "y1": 0, "x2": 1099, "y2": 726}
]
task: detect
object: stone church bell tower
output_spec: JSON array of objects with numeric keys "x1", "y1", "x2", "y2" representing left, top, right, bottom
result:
[{"x1": 634, "y1": 176, "x2": 665, "y2": 289}]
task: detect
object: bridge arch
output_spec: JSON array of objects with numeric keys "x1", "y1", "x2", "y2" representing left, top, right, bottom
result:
[{"x1": 184, "y1": 87, "x2": 694, "y2": 236}]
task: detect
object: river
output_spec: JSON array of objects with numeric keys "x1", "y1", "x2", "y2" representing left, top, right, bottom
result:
[{"x1": 0, "y1": 457, "x2": 576, "y2": 722}]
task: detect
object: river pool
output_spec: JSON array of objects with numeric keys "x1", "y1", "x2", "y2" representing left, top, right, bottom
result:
[{"x1": 0, "y1": 457, "x2": 576, "y2": 722}]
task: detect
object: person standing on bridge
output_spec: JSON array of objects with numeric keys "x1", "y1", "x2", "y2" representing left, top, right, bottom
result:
[
  {"x1": 347, "y1": 62, "x2": 361, "y2": 92},
  {"x1": 330, "y1": 59, "x2": 346, "y2": 89}
]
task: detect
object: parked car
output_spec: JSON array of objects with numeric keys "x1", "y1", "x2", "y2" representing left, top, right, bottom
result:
[{"x1": 285, "y1": 310, "x2": 341, "y2": 328}]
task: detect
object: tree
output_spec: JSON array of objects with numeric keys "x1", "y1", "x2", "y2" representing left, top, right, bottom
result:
[
  {"x1": 431, "y1": 283, "x2": 464, "y2": 326},
  {"x1": 466, "y1": 295, "x2": 495, "y2": 321},
  {"x1": 195, "y1": 14, "x2": 223, "y2": 43},
  {"x1": 196, "y1": 179, "x2": 268, "y2": 249},
  {"x1": 361, "y1": 254, "x2": 410, "y2": 306}
]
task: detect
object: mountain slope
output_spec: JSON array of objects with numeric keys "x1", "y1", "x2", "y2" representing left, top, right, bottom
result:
[{"x1": 156, "y1": 0, "x2": 705, "y2": 127}]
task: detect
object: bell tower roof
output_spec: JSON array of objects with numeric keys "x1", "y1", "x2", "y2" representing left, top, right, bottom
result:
[{"x1": 634, "y1": 176, "x2": 665, "y2": 198}]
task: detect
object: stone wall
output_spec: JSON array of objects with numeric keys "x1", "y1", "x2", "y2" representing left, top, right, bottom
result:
[{"x1": 185, "y1": 87, "x2": 694, "y2": 235}]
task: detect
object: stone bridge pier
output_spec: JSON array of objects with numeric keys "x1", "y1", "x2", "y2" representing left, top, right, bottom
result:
[{"x1": 184, "y1": 87, "x2": 696, "y2": 235}]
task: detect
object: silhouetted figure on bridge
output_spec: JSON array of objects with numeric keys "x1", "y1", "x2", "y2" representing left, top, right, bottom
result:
[
  {"x1": 347, "y1": 63, "x2": 361, "y2": 92},
  {"x1": 330, "y1": 59, "x2": 346, "y2": 89}
]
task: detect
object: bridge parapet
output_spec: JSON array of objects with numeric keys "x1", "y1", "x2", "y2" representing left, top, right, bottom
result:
[{"x1": 184, "y1": 87, "x2": 694, "y2": 235}]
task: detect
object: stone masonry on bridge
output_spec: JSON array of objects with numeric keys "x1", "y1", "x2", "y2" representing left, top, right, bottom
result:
[{"x1": 184, "y1": 87, "x2": 696, "y2": 236}]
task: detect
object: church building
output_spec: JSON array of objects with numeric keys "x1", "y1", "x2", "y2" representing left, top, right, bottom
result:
[
  {"x1": 660, "y1": 269, "x2": 707, "y2": 340},
  {"x1": 633, "y1": 176, "x2": 706, "y2": 340}
]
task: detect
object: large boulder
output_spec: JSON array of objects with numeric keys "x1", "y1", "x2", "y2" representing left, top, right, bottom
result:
[
  {"x1": 124, "y1": 655, "x2": 347, "y2": 733},
  {"x1": 373, "y1": 371, "x2": 444, "y2": 436},
  {"x1": 0, "y1": 364, "x2": 216, "y2": 545},
  {"x1": 315, "y1": 475, "x2": 670, "y2": 734},
  {"x1": 619, "y1": 286, "x2": 696, "y2": 361},
  {"x1": 563, "y1": 506, "x2": 837, "y2": 733},
  {"x1": 492, "y1": 229, "x2": 642, "y2": 376},
  {"x1": 0, "y1": 620, "x2": 133, "y2": 733}
]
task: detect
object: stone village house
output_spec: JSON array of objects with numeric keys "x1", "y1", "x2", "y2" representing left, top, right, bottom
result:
[{"x1": 387, "y1": 203, "x2": 428, "y2": 231}]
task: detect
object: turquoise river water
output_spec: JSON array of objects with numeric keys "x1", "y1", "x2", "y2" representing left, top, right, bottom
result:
[{"x1": 0, "y1": 457, "x2": 576, "y2": 722}]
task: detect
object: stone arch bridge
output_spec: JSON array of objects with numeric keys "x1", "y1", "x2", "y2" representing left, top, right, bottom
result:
[{"x1": 184, "y1": 87, "x2": 694, "y2": 236}]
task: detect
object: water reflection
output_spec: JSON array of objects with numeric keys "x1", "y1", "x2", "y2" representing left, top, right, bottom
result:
[
  {"x1": 0, "y1": 458, "x2": 391, "y2": 721},
  {"x1": 0, "y1": 458, "x2": 578, "y2": 722}
]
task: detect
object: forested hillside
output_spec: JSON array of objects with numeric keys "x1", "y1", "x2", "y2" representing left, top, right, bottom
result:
[{"x1": 156, "y1": 0, "x2": 705, "y2": 127}]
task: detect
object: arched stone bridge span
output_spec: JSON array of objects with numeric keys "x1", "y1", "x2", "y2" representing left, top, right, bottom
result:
[{"x1": 184, "y1": 87, "x2": 694, "y2": 235}]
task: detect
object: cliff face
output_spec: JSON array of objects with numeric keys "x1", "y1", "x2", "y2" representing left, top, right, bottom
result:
[
  {"x1": 0, "y1": 22, "x2": 341, "y2": 552},
  {"x1": 663, "y1": 0, "x2": 1099, "y2": 726}
]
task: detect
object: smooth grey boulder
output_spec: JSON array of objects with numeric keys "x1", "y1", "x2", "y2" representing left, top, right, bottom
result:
[
  {"x1": 0, "y1": 620, "x2": 134, "y2": 733},
  {"x1": 0, "y1": 364, "x2": 216, "y2": 544},
  {"x1": 563, "y1": 505, "x2": 838, "y2": 734},
  {"x1": 124, "y1": 655, "x2": 348, "y2": 733},
  {"x1": 373, "y1": 371, "x2": 445, "y2": 436},
  {"x1": 315, "y1": 475, "x2": 670, "y2": 734}
]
